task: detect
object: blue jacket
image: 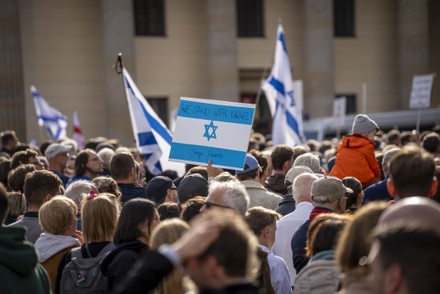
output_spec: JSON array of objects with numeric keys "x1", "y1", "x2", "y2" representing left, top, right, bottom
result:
[
  {"x1": 362, "y1": 178, "x2": 393, "y2": 205},
  {"x1": 118, "y1": 183, "x2": 147, "y2": 204}
]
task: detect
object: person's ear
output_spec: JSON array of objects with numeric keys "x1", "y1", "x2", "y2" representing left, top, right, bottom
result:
[
  {"x1": 129, "y1": 166, "x2": 136, "y2": 178},
  {"x1": 205, "y1": 256, "x2": 220, "y2": 279},
  {"x1": 263, "y1": 225, "x2": 270, "y2": 239},
  {"x1": 384, "y1": 264, "x2": 404, "y2": 294},
  {"x1": 382, "y1": 162, "x2": 388, "y2": 174},
  {"x1": 44, "y1": 194, "x2": 52, "y2": 202},
  {"x1": 283, "y1": 160, "x2": 291, "y2": 171},
  {"x1": 428, "y1": 176, "x2": 438, "y2": 198},
  {"x1": 165, "y1": 189, "x2": 173, "y2": 201},
  {"x1": 387, "y1": 178, "x2": 398, "y2": 198},
  {"x1": 338, "y1": 197, "x2": 346, "y2": 212}
]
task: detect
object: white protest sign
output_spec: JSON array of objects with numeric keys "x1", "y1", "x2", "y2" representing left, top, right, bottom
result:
[
  {"x1": 293, "y1": 80, "x2": 303, "y2": 112},
  {"x1": 409, "y1": 74, "x2": 434, "y2": 109},
  {"x1": 333, "y1": 96, "x2": 346, "y2": 129},
  {"x1": 169, "y1": 97, "x2": 256, "y2": 170}
]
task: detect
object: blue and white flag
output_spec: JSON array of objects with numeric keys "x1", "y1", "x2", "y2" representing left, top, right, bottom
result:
[
  {"x1": 262, "y1": 24, "x2": 304, "y2": 146},
  {"x1": 122, "y1": 68, "x2": 183, "y2": 175},
  {"x1": 30, "y1": 85, "x2": 68, "y2": 141},
  {"x1": 170, "y1": 97, "x2": 256, "y2": 170}
]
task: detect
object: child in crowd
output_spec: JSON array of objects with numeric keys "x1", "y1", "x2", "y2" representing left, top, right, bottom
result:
[{"x1": 330, "y1": 114, "x2": 381, "y2": 189}]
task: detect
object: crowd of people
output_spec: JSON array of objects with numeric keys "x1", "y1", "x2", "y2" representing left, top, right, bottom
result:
[{"x1": 0, "y1": 112, "x2": 440, "y2": 294}]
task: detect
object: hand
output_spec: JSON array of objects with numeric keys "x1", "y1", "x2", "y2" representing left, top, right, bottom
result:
[
  {"x1": 74, "y1": 230, "x2": 84, "y2": 244},
  {"x1": 207, "y1": 160, "x2": 223, "y2": 178},
  {"x1": 172, "y1": 221, "x2": 219, "y2": 262}
]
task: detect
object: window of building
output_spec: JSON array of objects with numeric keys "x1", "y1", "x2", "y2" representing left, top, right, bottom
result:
[
  {"x1": 133, "y1": 0, "x2": 166, "y2": 36},
  {"x1": 146, "y1": 97, "x2": 169, "y2": 126},
  {"x1": 335, "y1": 94, "x2": 357, "y2": 114},
  {"x1": 333, "y1": 0, "x2": 355, "y2": 37},
  {"x1": 237, "y1": 0, "x2": 264, "y2": 37}
]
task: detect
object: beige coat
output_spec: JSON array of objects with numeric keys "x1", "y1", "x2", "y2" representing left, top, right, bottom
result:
[
  {"x1": 293, "y1": 260, "x2": 340, "y2": 294},
  {"x1": 337, "y1": 268, "x2": 372, "y2": 294},
  {"x1": 241, "y1": 180, "x2": 283, "y2": 210}
]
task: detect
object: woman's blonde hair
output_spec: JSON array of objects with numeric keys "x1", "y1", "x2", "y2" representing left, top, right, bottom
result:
[
  {"x1": 150, "y1": 218, "x2": 196, "y2": 294},
  {"x1": 39, "y1": 196, "x2": 77, "y2": 234},
  {"x1": 151, "y1": 218, "x2": 189, "y2": 249},
  {"x1": 335, "y1": 201, "x2": 388, "y2": 273},
  {"x1": 81, "y1": 194, "x2": 119, "y2": 243}
]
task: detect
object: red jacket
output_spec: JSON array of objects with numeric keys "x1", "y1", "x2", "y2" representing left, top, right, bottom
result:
[{"x1": 329, "y1": 134, "x2": 381, "y2": 184}]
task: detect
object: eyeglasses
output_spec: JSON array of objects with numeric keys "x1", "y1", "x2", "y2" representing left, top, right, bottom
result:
[{"x1": 203, "y1": 201, "x2": 230, "y2": 210}]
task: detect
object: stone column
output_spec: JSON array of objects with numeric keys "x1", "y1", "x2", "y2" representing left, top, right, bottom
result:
[
  {"x1": 0, "y1": 0, "x2": 25, "y2": 138},
  {"x1": 207, "y1": 0, "x2": 240, "y2": 102},
  {"x1": 398, "y1": 0, "x2": 429, "y2": 109},
  {"x1": 304, "y1": 0, "x2": 334, "y2": 118},
  {"x1": 101, "y1": 0, "x2": 135, "y2": 145}
]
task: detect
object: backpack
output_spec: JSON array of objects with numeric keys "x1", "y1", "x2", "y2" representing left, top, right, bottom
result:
[{"x1": 60, "y1": 243, "x2": 115, "y2": 294}]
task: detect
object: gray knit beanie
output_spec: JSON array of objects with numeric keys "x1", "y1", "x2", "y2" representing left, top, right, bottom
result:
[{"x1": 352, "y1": 114, "x2": 379, "y2": 134}]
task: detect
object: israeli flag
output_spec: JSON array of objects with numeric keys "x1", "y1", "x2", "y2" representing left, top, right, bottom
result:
[
  {"x1": 122, "y1": 69, "x2": 183, "y2": 175},
  {"x1": 30, "y1": 85, "x2": 68, "y2": 141},
  {"x1": 262, "y1": 24, "x2": 305, "y2": 146},
  {"x1": 170, "y1": 97, "x2": 255, "y2": 170}
]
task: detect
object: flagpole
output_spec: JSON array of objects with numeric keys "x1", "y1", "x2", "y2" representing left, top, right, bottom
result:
[
  {"x1": 114, "y1": 53, "x2": 138, "y2": 150},
  {"x1": 255, "y1": 20, "x2": 282, "y2": 108},
  {"x1": 114, "y1": 52, "x2": 124, "y2": 75},
  {"x1": 38, "y1": 124, "x2": 45, "y2": 143}
]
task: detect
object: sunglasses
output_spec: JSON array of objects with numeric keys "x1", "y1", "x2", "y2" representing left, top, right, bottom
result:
[{"x1": 203, "y1": 201, "x2": 230, "y2": 209}]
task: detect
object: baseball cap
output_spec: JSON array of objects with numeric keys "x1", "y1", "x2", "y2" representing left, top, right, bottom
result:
[
  {"x1": 311, "y1": 176, "x2": 353, "y2": 203},
  {"x1": 145, "y1": 176, "x2": 175, "y2": 205},
  {"x1": 178, "y1": 173, "x2": 209, "y2": 203},
  {"x1": 45, "y1": 143, "x2": 72, "y2": 160},
  {"x1": 285, "y1": 165, "x2": 314, "y2": 189},
  {"x1": 235, "y1": 154, "x2": 260, "y2": 175}
]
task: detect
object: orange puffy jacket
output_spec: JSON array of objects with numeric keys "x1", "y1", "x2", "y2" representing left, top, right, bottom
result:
[{"x1": 329, "y1": 134, "x2": 381, "y2": 184}]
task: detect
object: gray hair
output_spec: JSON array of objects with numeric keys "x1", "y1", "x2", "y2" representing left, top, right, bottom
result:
[
  {"x1": 294, "y1": 153, "x2": 320, "y2": 173},
  {"x1": 64, "y1": 180, "x2": 98, "y2": 209},
  {"x1": 292, "y1": 173, "x2": 319, "y2": 203},
  {"x1": 209, "y1": 180, "x2": 249, "y2": 216},
  {"x1": 97, "y1": 147, "x2": 115, "y2": 169},
  {"x1": 383, "y1": 147, "x2": 401, "y2": 166}
]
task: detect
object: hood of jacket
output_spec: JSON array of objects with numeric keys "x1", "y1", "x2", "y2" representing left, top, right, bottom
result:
[
  {"x1": 0, "y1": 226, "x2": 39, "y2": 277},
  {"x1": 341, "y1": 134, "x2": 375, "y2": 149},
  {"x1": 264, "y1": 173, "x2": 286, "y2": 195},
  {"x1": 34, "y1": 232, "x2": 80, "y2": 262}
]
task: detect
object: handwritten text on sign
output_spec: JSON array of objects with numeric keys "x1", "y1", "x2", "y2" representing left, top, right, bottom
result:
[{"x1": 170, "y1": 97, "x2": 255, "y2": 170}]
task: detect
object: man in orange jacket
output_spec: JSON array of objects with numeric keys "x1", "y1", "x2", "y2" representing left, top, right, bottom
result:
[{"x1": 329, "y1": 114, "x2": 381, "y2": 189}]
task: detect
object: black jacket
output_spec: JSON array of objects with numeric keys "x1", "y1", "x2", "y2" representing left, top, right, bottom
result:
[
  {"x1": 275, "y1": 194, "x2": 296, "y2": 216},
  {"x1": 100, "y1": 240, "x2": 149, "y2": 291},
  {"x1": 265, "y1": 173, "x2": 288, "y2": 195},
  {"x1": 114, "y1": 249, "x2": 262, "y2": 294}
]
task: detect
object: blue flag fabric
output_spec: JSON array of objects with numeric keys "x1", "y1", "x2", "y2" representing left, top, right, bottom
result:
[
  {"x1": 30, "y1": 85, "x2": 68, "y2": 141},
  {"x1": 262, "y1": 24, "x2": 304, "y2": 146},
  {"x1": 122, "y1": 68, "x2": 183, "y2": 175}
]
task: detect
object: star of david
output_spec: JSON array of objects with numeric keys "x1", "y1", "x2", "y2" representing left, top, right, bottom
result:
[{"x1": 203, "y1": 120, "x2": 218, "y2": 141}]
